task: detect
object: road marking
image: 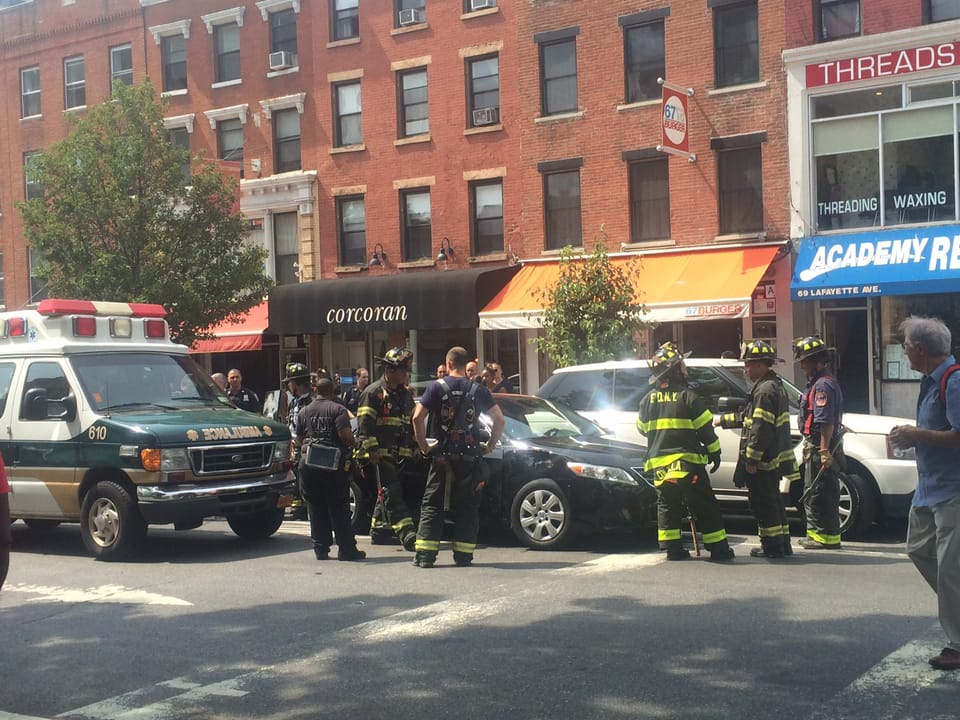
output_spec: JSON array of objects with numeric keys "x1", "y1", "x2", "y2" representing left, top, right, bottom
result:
[
  {"x1": 57, "y1": 677, "x2": 249, "y2": 720},
  {"x1": 0, "y1": 712, "x2": 53, "y2": 720},
  {"x1": 4, "y1": 584, "x2": 192, "y2": 607}
]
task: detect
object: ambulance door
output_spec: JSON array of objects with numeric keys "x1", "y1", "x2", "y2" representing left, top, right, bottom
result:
[
  {"x1": 7, "y1": 360, "x2": 82, "y2": 519},
  {"x1": 0, "y1": 360, "x2": 18, "y2": 508}
]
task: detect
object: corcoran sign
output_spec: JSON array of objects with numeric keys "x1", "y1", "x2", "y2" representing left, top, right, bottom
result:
[
  {"x1": 791, "y1": 225, "x2": 960, "y2": 299},
  {"x1": 806, "y1": 42, "x2": 960, "y2": 88},
  {"x1": 325, "y1": 305, "x2": 408, "y2": 325}
]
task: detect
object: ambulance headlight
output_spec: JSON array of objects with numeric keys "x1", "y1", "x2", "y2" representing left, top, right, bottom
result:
[
  {"x1": 141, "y1": 447, "x2": 191, "y2": 472},
  {"x1": 273, "y1": 441, "x2": 291, "y2": 462}
]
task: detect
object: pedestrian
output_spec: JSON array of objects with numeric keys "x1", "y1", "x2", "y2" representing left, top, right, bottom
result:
[
  {"x1": 285, "y1": 362, "x2": 314, "y2": 521},
  {"x1": 211, "y1": 372, "x2": 227, "y2": 392},
  {"x1": 225, "y1": 368, "x2": 260, "y2": 413},
  {"x1": 714, "y1": 340, "x2": 799, "y2": 558},
  {"x1": 0, "y1": 452, "x2": 10, "y2": 590},
  {"x1": 794, "y1": 335, "x2": 844, "y2": 549},
  {"x1": 638, "y1": 342, "x2": 735, "y2": 562},
  {"x1": 436, "y1": 364, "x2": 447, "y2": 379},
  {"x1": 889, "y1": 316, "x2": 960, "y2": 671},
  {"x1": 343, "y1": 367, "x2": 370, "y2": 414},
  {"x1": 490, "y1": 362, "x2": 516, "y2": 393},
  {"x1": 412, "y1": 346, "x2": 504, "y2": 568},
  {"x1": 356, "y1": 348, "x2": 418, "y2": 550},
  {"x1": 295, "y1": 378, "x2": 365, "y2": 561},
  {"x1": 466, "y1": 359, "x2": 479, "y2": 381},
  {"x1": 480, "y1": 364, "x2": 498, "y2": 391}
]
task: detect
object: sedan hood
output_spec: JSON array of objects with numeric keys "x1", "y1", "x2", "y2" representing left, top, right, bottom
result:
[{"x1": 520, "y1": 434, "x2": 648, "y2": 463}]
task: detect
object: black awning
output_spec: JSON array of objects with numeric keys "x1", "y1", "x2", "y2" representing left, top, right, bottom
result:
[{"x1": 267, "y1": 265, "x2": 521, "y2": 334}]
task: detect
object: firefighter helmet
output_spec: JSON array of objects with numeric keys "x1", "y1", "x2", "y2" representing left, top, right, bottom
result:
[
  {"x1": 282, "y1": 362, "x2": 311, "y2": 383},
  {"x1": 379, "y1": 347, "x2": 414, "y2": 370},
  {"x1": 793, "y1": 336, "x2": 830, "y2": 361},
  {"x1": 647, "y1": 342, "x2": 691, "y2": 384},
  {"x1": 741, "y1": 339, "x2": 778, "y2": 364}
]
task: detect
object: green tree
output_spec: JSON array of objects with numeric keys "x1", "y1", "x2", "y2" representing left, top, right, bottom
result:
[
  {"x1": 534, "y1": 231, "x2": 651, "y2": 366},
  {"x1": 19, "y1": 79, "x2": 271, "y2": 347}
]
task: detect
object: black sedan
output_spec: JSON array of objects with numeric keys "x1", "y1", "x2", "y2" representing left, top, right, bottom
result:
[{"x1": 348, "y1": 394, "x2": 656, "y2": 550}]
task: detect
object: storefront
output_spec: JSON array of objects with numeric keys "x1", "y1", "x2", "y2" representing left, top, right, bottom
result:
[{"x1": 785, "y1": 26, "x2": 960, "y2": 417}]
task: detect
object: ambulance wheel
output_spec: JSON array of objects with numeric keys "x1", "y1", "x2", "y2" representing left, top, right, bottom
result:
[
  {"x1": 227, "y1": 507, "x2": 285, "y2": 541},
  {"x1": 80, "y1": 480, "x2": 147, "y2": 561},
  {"x1": 23, "y1": 519, "x2": 61, "y2": 531},
  {"x1": 510, "y1": 479, "x2": 572, "y2": 550}
]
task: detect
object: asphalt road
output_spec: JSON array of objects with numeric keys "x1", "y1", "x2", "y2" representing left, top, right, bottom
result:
[{"x1": 0, "y1": 517, "x2": 956, "y2": 720}]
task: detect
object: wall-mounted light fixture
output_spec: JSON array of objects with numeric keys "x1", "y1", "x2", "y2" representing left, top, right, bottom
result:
[
  {"x1": 369, "y1": 243, "x2": 387, "y2": 267},
  {"x1": 292, "y1": 261, "x2": 303, "y2": 278},
  {"x1": 436, "y1": 237, "x2": 455, "y2": 262}
]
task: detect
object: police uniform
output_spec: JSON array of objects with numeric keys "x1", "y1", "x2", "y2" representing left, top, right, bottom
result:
[
  {"x1": 356, "y1": 353, "x2": 418, "y2": 550},
  {"x1": 283, "y1": 363, "x2": 313, "y2": 520},
  {"x1": 716, "y1": 341, "x2": 800, "y2": 558},
  {"x1": 227, "y1": 386, "x2": 260, "y2": 414},
  {"x1": 796, "y1": 337, "x2": 844, "y2": 549},
  {"x1": 638, "y1": 342, "x2": 734, "y2": 561}
]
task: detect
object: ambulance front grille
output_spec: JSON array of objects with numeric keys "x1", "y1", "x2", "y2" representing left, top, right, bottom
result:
[{"x1": 190, "y1": 443, "x2": 274, "y2": 475}]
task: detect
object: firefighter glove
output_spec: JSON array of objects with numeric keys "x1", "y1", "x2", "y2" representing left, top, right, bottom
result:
[
  {"x1": 708, "y1": 452, "x2": 721, "y2": 473},
  {"x1": 819, "y1": 450, "x2": 833, "y2": 468}
]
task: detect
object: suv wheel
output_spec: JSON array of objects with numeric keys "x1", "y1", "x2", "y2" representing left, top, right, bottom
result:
[{"x1": 839, "y1": 470, "x2": 878, "y2": 539}]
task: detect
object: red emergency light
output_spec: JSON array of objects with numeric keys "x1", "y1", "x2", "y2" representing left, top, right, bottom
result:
[
  {"x1": 72, "y1": 316, "x2": 97, "y2": 337},
  {"x1": 144, "y1": 319, "x2": 167, "y2": 338},
  {"x1": 7, "y1": 317, "x2": 26, "y2": 337}
]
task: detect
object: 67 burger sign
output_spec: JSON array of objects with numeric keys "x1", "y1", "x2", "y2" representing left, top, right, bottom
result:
[{"x1": 657, "y1": 79, "x2": 696, "y2": 162}]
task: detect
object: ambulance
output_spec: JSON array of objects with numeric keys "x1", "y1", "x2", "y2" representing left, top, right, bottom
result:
[{"x1": 0, "y1": 299, "x2": 294, "y2": 560}]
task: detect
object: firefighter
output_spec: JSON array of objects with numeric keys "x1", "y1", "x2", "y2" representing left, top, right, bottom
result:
[
  {"x1": 356, "y1": 347, "x2": 418, "y2": 550},
  {"x1": 795, "y1": 336, "x2": 844, "y2": 549},
  {"x1": 284, "y1": 362, "x2": 313, "y2": 521},
  {"x1": 638, "y1": 342, "x2": 735, "y2": 562},
  {"x1": 714, "y1": 340, "x2": 800, "y2": 558}
]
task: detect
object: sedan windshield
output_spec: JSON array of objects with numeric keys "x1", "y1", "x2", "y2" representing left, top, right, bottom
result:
[{"x1": 494, "y1": 396, "x2": 604, "y2": 441}]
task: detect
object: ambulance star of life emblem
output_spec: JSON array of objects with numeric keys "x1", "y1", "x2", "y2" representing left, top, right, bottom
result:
[
  {"x1": 263, "y1": 426, "x2": 273, "y2": 436},
  {"x1": 186, "y1": 429, "x2": 199, "y2": 441}
]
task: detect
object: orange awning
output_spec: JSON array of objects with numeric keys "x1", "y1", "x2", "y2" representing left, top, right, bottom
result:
[
  {"x1": 191, "y1": 301, "x2": 269, "y2": 353},
  {"x1": 479, "y1": 244, "x2": 781, "y2": 329}
]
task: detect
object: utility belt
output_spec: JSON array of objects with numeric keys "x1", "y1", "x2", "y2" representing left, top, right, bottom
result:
[{"x1": 801, "y1": 436, "x2": 845, "y2": 470}]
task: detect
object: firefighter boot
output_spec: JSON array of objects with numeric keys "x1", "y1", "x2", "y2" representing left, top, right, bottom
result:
[
  {"x1": 708, "y1": 539, "x2": 736, "y2": 562},
  {"x1": 413, "y1": 552, "x2": 436, "y2": 568},
  {"x1": 665, "y1": 540, "x2": 691, "y2": 561},
  {"x1": 782, "y1": 535, "x2": 794, "y2": 556},
  {"x1": 749, "y1": 537, "x2": 785, "y2": 559},
  {"x1": 453, "y1": 551, "x2": 473, "y2": 567},
  {"x1": 400, "y1": 530, "x2": 417, "y2": 552}
]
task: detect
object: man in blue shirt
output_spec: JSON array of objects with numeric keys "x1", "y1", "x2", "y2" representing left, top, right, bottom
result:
[{"x1": 890, "y1": 316, "x2": 960, "y2": 671}]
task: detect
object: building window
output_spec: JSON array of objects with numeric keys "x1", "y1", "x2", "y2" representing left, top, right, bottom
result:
[
  {"x1": 331, "y1": 0, "x2": 359, "y2": 41},
  {"x1": 169, "y1": 127, "x2": 191, "y2": 185},
  {"x1": 334, "y1": 81, "x2": 362, "y2": 146},
  {"x1": 713, "y1": 1, "x2": 759, "y2": 88},
  {"x1": 926, "y1": 0, "x2": 960, "y2": 23},
  {"x1": 274, "y1": 108, "x2": 301, "y2": 172},
  {"x1": 817, "y1": 0, "x2": 860, "y2": 41},
  {"x1": 398, "y1": 68, "x2": 428, "y2": 137},
  {"x1": 110, "y1": 44, "x2": 133, "y2": 93},
  {"x1": 269, "y1": 7, "x2": 298, "y2": 55},
  {"x1": 401, "y1": 189, "x2": 431, "y2": 261},
  {"x1": 21, "y1": 66, "x2": 40, "y2": 118},
  {"x1": 471, "y1": 180, "x2": 504, "y2": 255},
  {"x1": 540, "y1": 38, "x2": 578, "y2": 116},
  {"x1": 28, "y1": 247, "x2": 47, "y2": 303},
  {"x1": 64, "y1": 56, "x2": 85, "y2": 109},
  {"x1": 337, "y1": 196, "x2": 366, "y2": 266},
  {"x1": 624, "y1": 21, "x2": 665, "y2": 104},
  {"x1": 161, "y1": 34, "x2": 187, "y2": 92},
  {"x1": 544, "y1": 170, "x2": 582, "y2": 250},
  {"x1": 215, "y1": 23, "x2": 241, "y2": 83},
  {"x1": 24, "y1": 152, "x2": 43, "y2": 201},
  {"x1": 217, "y1": 118, "x2": 244, "y2": 174},
  {"x1": 274, "y1": 212, "x2": 299, "y2": 285},
  {"x1": 0, "y1": 250, "x2": 5, "y2": 306},
  {"x1": 628, "y1": 159, "x2": 670, "y2": 242},
  {"x1": 467, "y1": 54, "x2": 499, "y2": 127},
  {"x1": 718, "y1": 146, "x2": 763, "y2": 234},
  {"x1": 395, "y1": 0, "x2": 426, "y2": 28}
]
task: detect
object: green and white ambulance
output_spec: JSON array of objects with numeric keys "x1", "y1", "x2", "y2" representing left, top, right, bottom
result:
[{"x1": 0, "y1": 299, "x2": 294, "y2": 560}]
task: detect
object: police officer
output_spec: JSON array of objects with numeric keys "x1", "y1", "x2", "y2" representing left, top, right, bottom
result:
[
  {"x1": 356, "y1": 348, "x2": 418, "y2": 550},
  {"x1": 342, "y1": 367, "x2": 370, "y2": 414},
  {"x1": 795, "y1": 336, "x2": 844, "y2": 550},
  {"x1": 295, "y1": 378, "x2": 365, "y2": 561},
  {"x1": 226, "y1": 368, "x2": 260, "y2": 413},
  {"x1": 715, "y1": 340, "x2": 800, "y2": 559},
  {"x1": 285, "y1": 362, "x2": 313, "y2": 521},
  {"x1": 412, "y1": 346, "x2": 505, "y2": 568},
  {"x1": 638, "y1": 342, "x2": 735, "y2": 562}
]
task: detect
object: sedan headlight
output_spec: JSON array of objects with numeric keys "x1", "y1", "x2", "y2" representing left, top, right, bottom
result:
[
  {"x1": 567, "y1": 461, "x2": 636, "y2": 485},
  {"x1": 273, "y1": 440, "x2": 291, "y2": 462}
]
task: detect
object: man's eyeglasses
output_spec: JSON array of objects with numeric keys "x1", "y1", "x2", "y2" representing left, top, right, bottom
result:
[{"x1": 902, "y1": 341, "x2": 915, "y2": 350}]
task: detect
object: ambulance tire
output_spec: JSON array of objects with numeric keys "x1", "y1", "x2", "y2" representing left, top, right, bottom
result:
[
  {"x1": 80, "y1": 480, "x2": 147, "y2": 561},
  {"x1": 227, "y1": 506, "x2": 285, "y2": 541},
  {"x1": 23, "y1": 519, "x2": 61, "y2": 531}
]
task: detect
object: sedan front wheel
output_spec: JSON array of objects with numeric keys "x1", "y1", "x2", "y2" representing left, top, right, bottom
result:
[{"x1": 510, "y1": 478, "x2": 572, "y2": 550}]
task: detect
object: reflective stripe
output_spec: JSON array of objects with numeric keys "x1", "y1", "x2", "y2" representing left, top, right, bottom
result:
[
  {"x1": 638, "y1": 417, "x2": 697, "y2": 432},
  {"x1": 758, "y1": 525, "x2": 781, "y2": 537},
  {"x1": 807, "y1": 530, "x2": 841, "y2": 545},
  {"x1": 415, "y1": 539, "x2": 440, "y2": 551},
  {"x1": 644, "y1": 451, "x2": 708, "y2": 471},
  {"x1": 702, "y1": 529, "x2": 727, "y2": 544},
  {"x1": 691, "y1": 409, "x2": 713, "y2": 429},
  {"x1": 356, "y1": 407, "x2": 378, "y2": 419},
  {"x1": 753, "y1": 407, "x2": 776, "y2": 425},
  {"x1": 392, "y1": 517, "x2": 414, "y2": 532},
  {"x1": 452, "y1": 541, "x2": 476, "y2": 553},
  {"x1": 376, "y1": 417, "x2": 403, "y2": 427},
  {"x1": 658, "y1": 528, "x2": 681, "y2": 541}
]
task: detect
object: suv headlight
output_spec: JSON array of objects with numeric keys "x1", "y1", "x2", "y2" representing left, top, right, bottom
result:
[
  {"x1": 273, "y1": 441, "x2": 291, "y2": 462},
  {"x1": 888, "y1": 444, "x2": 917, "y2": 461},
  {"x1": 567, "y1": 461, "x2": 636, "y2": 485}
]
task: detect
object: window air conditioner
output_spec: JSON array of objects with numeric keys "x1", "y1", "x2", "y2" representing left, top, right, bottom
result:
[
  {"x1": 398, "y1": 8, "x2": 424, "y2": 26},
  {"x1": 269, "y1": 51, "x2": 294, "y2": 71},
  {"x1": 470, "y1": 0, "x2": 496, "y2": 10},
  {"x1": 472, "y1": 106, "x2": 500, "y2": 126}
]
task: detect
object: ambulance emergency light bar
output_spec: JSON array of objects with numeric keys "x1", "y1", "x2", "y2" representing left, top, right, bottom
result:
[{"x1": 0, "y1": 299, "x2": 170, "y2": 340}]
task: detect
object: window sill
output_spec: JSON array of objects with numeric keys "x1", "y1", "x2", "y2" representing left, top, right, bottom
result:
[
  {"x1": 327, "y1": 37, "x2": 360, "y2": 49},
  {"x1": 713, "y1": 232, "x2": 766, "y2": 243},
  {"x1": 398, "y1": 258, "x2": 435, "y2": 269},
  {"x1": 20, "y1": 113, "x2": 42, "y2": 121},
  {"x1": 534, "y1": 110, "x2": 584, "y2": 125},
  {"x1": 707, "y1": 80, "x2": 768, "y2": 96},
  {"x1": 395, "y1": 133, "x2": 431, "y2": 147},
  {"x1": 468, "y1": 252, "x2": 508, "y2": 264},
  {"x1": 162, "y1": 88, "x2": 189, "y2": 97},
  {"x1": 329, "y1": 144, "x2": 366, "y2": 155},
  {"x1": 620, "y1": 239, "x2": 675, "y2": 251},
  {"x1": 212, "y1": 79, "x2": 242, "y2": 89},
  {"x1": 541, "y1": 246, "x2": 583, "y2": 257},
  {"x1": 64, "y1": 105, "x2": 87, "y2": 113},
  {"x1": 464, "y1": 123, "x2": 503, "y2": 136},
  {"x1": 391, "y1": 22, "x2": 429, "y2": 36},
  {"x1": 616, "y1": 99, "x2": 659, "y2": 112},
  {"x1": 460, "y1": 7, "x2": 499, "y2": 20},
  {"x1": 267, "y1": 66, "x2": 300, "y2": 78},
  {"x1": 335, "y1": 265, "x2": 366, "y2": 274}
]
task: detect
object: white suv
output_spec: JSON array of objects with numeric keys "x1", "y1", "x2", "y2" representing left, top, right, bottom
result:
[{"x1": 536, "y1": 358, "x2": 918, "y2": 538}]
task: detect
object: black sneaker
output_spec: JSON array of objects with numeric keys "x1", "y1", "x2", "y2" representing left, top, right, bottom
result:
[{"x1": 337, "y1": 548, "x2": 367, "y2": 562}]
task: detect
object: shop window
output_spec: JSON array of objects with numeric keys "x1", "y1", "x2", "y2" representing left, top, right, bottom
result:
[
  {"x1": 334, "y1": 81, "x2": 362, "y2": 146},
  {"x1": 470, "y1": 180, "x2": 503, "y2": 255},
  {"x1": 814, "y1": 115, "x2": 879, "y2": 230},
  {"x1": 467, "y1": 54, "x2": 499, "y2": 128},
  {"x1": 543, "y1": 169, "x2": 582, "y2": 250},
  {"x1": 816, "y1": 0, "x2": 860, "y2": 42},
  {"x1": 712, "y1": 1, "x2": 758, "y2": 88},
  {"x1": 624, "y1": 20, "x2": 665, "y2": 104},
  {"x1": 273, "y1": 108, "x2": 301, "y2": 172},
  {"x1": 401, "y1": 189, "x2": 431, "y2": 261},
  {"x1": 925, "y1": 0, "x2": 960, "y2": 23},
  {"x1": 881, "y1": 295, "x2": 960, "y2": 380},
  {"x1": 812, "y1": 85, "x2": 901, "y2": 119},
  {"x1": 337, "y1": 196, "x2": 366, "y2": 266},
  {"x1": 274, "y1": 211, "x2": 299, "y2": 285},
  {"x1": 628, "y1": 158, "x2": 670, "y2": 242},
  {"x1": 540, "y1": 38, "x2": 578, "y2": 116},
  {"x1": 398, "y1": 68, "x2": 428, "y2": 137},
  {"x1": 717, "y1": 146, "x2": 763, "y2": 234}
]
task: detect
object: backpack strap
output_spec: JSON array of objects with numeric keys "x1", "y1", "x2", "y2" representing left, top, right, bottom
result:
[{"x1": 939, "y1": 364, "x2": 960, "y2": 408}]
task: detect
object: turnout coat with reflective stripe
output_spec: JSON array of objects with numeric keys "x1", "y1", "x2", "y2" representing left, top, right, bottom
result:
[
  {"x1": 637, "y1": 379, "x2": 720, "y2": 473},
  {"x1": 356, "y1": 378, "x2": 416, "y2": 461}
]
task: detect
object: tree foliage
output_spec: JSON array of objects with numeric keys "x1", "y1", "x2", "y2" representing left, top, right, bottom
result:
[
  {"x1": 533, "y1": 231, "x2": 651, "y2": 367},
  {"x1": 19, "y1": 80, "x2": 272, "y2": 347}
]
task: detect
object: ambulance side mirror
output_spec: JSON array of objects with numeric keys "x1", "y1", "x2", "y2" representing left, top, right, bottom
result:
[
  {"x1": 54, "y1": 393, "x2": 77, "y2": 423},
  {"x1": 22, "y1": 388, "x2": 49, "y2": 420}
]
